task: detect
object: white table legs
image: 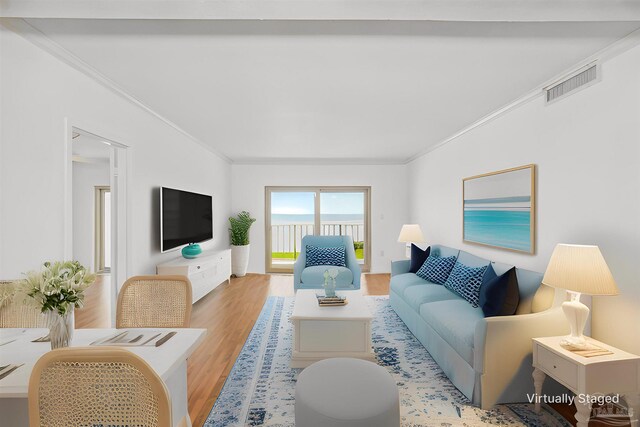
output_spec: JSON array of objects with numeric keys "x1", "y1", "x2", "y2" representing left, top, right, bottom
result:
[
  {"x1": 532, "y1": 368, "x2": 546, "y2": 413},
  {"x1": 166, "y1": 359, "x2": 192, "y2": 427},
  {"x1": 574, "y1": 398, "x2": 592, "y2": 427}
]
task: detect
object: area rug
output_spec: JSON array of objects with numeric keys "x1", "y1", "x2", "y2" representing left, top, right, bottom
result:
[{"x1": 205, "y1": 296, "x2": 570, "y2": 427}]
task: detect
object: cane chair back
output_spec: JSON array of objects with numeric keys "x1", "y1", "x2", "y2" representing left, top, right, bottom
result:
[
  {"x1": 28, "y1": 347, "x2": 172, "y2": 427},
  {"x1": 0, "y1": 280, "x2": 48, "y2": 328},
  {"x1": 116, "y1": 275, "x2": 192, "y2": 328}
]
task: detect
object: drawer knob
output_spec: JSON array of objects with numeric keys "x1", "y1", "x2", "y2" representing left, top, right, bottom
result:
[
  {"x1": 197, "y1": 266, "x2": 201, "y2": 269},
  {"x1": 553, "y1": 365, "x2": 557, "y2": 369}
]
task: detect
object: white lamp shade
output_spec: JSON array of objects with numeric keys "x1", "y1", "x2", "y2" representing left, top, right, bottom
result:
[
  {"x1": 542, "y1": 244, "x2": 618, "y2": 296},
  {"x1": 397, "y1": 224, "x2": 425, "y2": 243}
]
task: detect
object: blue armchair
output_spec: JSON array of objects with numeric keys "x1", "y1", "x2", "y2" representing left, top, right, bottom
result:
[{"x1": 293, "y1": 235, "x2": 361, "y2": 291}]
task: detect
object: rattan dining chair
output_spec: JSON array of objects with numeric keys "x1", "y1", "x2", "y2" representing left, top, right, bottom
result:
[
  {"x1": 116, "y1": 275, "x2": 192, "y2": 328},
  {"x1": 0, "y1": 280, "x2": 48, "y2": 328},
  {"x1": 28, "y1": 347, "x2": 188, "y2": 427}
]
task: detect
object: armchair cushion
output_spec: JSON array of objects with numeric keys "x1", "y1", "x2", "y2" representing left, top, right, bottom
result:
[
  {"x1": 416, "y1": 255, "x2": 457, "y2": 284},
  {"x1": 305, "y1": 245, "x2": 346, "y2": 267},
  {"x1": 301, "y1": 266, "x2": 354, "y2": 286},
  {"x1": 409, "y1": 244, "x2": 431, "y2": 273}
]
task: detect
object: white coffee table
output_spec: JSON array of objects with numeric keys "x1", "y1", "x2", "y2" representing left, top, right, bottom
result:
[{"x1": 290, "y1": 290, "x2": 375, "y2": 368}]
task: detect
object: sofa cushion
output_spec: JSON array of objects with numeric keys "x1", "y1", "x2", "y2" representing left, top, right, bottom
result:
[
  {"x1": 409, "y1": 244, "x2": 431, "y2": 273},
  {"x1": 305, "y1": 246, "x2": 346, "y2": 267},
  {"x1": 301, "y1": 266, "x2": 353, "y2": 285},
  {"x1": 403, "y1": 284, "x2": 462, "y2": 311},
  {"x1": 419, "y1": 300, "x2": 484, "y2": 365},
  {"x1": 390, "y1": 273, "x2": 428, "y2": 296},
  {"x1": 479, "y1": 267, "x2": 520, "y2": 317},
  {"x1": 416, "y1": 255, "x2": 457, "y2": 284},
  {"x1": 443, "y1": 262, "x2": 489, "y2": 307}
]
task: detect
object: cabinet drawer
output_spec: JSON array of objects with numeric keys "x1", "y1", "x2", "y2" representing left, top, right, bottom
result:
[
  {"x1": 187, "y1": 262, "x2": 212, "y2": 275},
  {"x1": 537, "y1": 345, "x2": 578, "y2": 390}
]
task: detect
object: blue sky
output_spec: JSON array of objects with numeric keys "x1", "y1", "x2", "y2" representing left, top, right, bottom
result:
[{"x1": 271, "y1": 192, "x2": 364, "y2": 215}]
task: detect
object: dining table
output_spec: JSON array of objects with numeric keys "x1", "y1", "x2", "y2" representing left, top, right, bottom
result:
[{"x1": 0, "y1": 327, "x2": 206, "y2": 427}]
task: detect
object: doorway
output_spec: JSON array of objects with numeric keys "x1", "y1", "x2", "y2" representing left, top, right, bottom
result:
[{"x1": 68, "y1": 126, "x2": 128, "y2": 327}]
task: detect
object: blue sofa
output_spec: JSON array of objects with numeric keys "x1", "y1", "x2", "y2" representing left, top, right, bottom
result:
[
  {"x1": 294, "y1": 235, "x2": 361, "y2": 291},
  {"x1": 390, "y1": 244, "x2": 569, "y2": 409}
]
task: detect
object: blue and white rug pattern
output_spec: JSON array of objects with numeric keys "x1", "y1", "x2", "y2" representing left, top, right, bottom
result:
[{"x1": 205, "y1": 296, "x2": 570, "y2": 427}]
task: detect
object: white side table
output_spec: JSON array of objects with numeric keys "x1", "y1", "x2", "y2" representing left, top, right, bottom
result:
[{"x1": 532, "y1": 336, "x2": 640, "y2": 427}]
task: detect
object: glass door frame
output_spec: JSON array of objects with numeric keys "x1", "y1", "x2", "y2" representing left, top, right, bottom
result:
[{"x1": 265, "y1": 186, "x2": 371, "y2": 274}]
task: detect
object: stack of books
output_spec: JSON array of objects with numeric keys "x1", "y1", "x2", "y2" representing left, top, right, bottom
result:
[{"x1": 316, "y1": 295, "x2": 348, "y2": 306}]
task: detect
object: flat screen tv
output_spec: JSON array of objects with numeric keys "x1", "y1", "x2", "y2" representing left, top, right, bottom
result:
[{"x1": 160, "y1": 187, "x2": 213, "y2": 252}]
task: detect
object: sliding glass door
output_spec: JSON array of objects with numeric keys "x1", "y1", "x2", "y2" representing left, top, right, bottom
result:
[{"x1": 266, "y1": 187, "x2": 370, "y2": 273}]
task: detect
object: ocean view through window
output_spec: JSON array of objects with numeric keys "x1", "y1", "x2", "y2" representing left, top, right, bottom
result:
[{"x1": 266, "y1": 187, "x2": 371, "y2": 273}]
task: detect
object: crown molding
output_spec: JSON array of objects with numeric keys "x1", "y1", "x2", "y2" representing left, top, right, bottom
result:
[
  {"x1": 3, "y1": 0, "x2": 640, "y2": 21},
  {"x1": 0, "y1": 18, "x2": 232, "y2": 164},
  {"x1": 232, "y1": 157, "x2": 406, "y2": 166},
  {"x1": 405, "y1": 26, "x2": 640, "y2": 164}
]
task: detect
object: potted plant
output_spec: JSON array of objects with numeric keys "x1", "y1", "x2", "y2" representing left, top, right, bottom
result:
[
  {"x1": 18, "y1": 260, "x2": 95, "y2": 349},
  {"x1": 229, "y1": 211, "x2": 256, "y2": 277}
]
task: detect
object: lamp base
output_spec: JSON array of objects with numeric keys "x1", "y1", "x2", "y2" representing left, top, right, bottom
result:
[
  {"x1": 560, "y1": 291, "x2": 590, "y2": 348},
  {"x1": 405, "y1": 243, "x2": 411, "y2": 258}
]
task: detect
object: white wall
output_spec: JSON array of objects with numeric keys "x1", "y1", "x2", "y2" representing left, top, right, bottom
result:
[
  {"x1": 0, "y1": 25, "x2": 232, "y2": 278},
  {"x1": 231, "y1": 164, "x2": 409, "y2": 273},
  {"x1": 72, "y1": 161, "x2": 110, "y2": 270},
  {"x1": 407, "y1": 43, "x2": 640, "y2": 354}
]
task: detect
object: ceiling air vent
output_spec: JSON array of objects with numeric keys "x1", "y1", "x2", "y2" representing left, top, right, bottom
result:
[{"x1": 545, "y1": 63, "x2": 599, "y2": 105}]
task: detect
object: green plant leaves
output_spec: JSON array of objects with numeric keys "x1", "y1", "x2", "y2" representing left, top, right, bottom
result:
[{"x1": 229, "y1": 211, "x2": 256, "y2": 245}]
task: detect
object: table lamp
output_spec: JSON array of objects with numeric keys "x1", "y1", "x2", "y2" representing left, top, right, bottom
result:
[
  {"x1": 542, "y1": 244, "x2": 619, "y2": 348},
  {"x1": 397, "y1": 224, "x2": 425, "y2": 258}
]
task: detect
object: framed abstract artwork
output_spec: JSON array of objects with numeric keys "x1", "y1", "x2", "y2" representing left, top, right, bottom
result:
[{"x1": 463, "y1": 164, "x2": 535, "y2": 254}]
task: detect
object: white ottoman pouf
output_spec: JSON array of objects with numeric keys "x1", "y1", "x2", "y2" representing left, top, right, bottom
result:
[{"x1": 295, "y1": 358, "x2": 400, "y2": 427}]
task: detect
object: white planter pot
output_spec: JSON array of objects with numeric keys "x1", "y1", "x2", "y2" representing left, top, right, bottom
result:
[{"x1": 231, "y1": 244, "x2": 250, "y2": 277}]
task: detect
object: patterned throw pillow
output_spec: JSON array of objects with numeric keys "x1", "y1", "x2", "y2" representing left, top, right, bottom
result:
[
  {"x1": 305, "y1": 246, "x2": 347, "y2": 267},
  {"x1": 415, "y1": 255, "x2": 457, "y2": 284},
  {"x1": 444, "y1": 262, "x2": 489, "y2": 307}
]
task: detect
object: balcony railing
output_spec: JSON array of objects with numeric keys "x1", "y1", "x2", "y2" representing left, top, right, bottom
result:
[{"x1": 271, "y1": 223, "x2": 364, "y2": 264}]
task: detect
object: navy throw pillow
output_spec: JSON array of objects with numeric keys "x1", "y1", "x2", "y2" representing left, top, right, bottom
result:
[
  {"x1": 409, "y1": 244, "x2": 431, "y2": 273},
  {"x1": 479, "y1": 267, "x2": 520, "y2": 317},
  {"x1": 443, "y1": 261, "x2": 488, "y2": 307},
  {"x1": 305, "y1": 245, "x2": 346, "y2": 267},
  {"x1": 415, "y1": 255, "x2": 457, "y2": 285}
]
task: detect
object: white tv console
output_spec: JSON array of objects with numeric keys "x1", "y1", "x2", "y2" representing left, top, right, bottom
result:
[{"x1": 156, "y1": 249, "x2": 231, "y2": 303}]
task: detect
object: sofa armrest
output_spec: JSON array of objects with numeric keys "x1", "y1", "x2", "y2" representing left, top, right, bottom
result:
[
  {"x1": 391, "y1": 260, "x2": 411, "y2": 277},
  {"x1": 473, "y1": 307, "x2": 569, "y2": 409}
]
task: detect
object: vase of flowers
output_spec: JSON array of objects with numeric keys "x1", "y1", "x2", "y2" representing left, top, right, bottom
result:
[
  {"x1": 19, "y1": 261, "x2": 95, "y2": 349},
  {"x1": 323, "y1": 268, "x2": 339, "y2": 297}
]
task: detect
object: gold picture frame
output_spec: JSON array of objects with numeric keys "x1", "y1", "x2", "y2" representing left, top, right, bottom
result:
[{"x1": 463, "y1": 164, "x2": 536, "y2": 254}]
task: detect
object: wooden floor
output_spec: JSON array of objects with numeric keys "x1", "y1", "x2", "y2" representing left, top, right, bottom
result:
[{"x1": 75, "y1": 273, "x2": 625, "y2": 427}]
